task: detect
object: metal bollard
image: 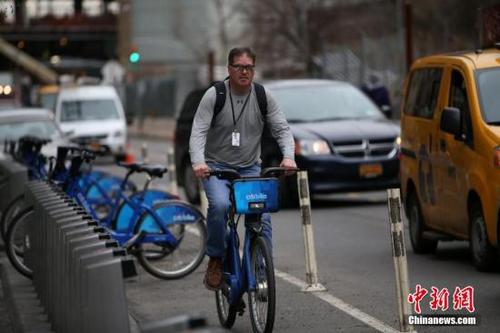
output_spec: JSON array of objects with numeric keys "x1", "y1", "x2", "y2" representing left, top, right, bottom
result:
[
  {"x1": 166, "y1": 145, "x2": 178, "y2": 195},
  {"x1": 387, "y1": 188, "x2": 414, "y2": 332},
  {"x1": 296, "y1": 171, "x2": 326, "y2": 292},
  {"x1": 141, "y1": 142, "x2": 149, "y2": 163}
]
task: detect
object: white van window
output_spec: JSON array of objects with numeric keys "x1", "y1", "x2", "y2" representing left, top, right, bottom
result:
[{"x1": 60, "y1": 99, "x2": 120, "y2": 122}]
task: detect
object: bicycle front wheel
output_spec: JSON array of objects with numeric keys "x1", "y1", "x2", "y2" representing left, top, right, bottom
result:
[
  {"x1": 6, "y1": 207, "x2": 34, "y2": 279},
  {"x1": 215, "y1": 289, "x2": 238, "y2": 328},
  {"x1": 135, "y1": 200, "x2": 207, "y2": 279},
  {"x1": 248, "y1": 236, "x2": 275, "y2": 333}
]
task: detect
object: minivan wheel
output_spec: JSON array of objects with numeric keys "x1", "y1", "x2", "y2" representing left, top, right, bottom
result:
[
  {"x1": 183, "y1": 161, "x2": 200, "y2": 204},
  {"x1": 408, "y1": 192, "x2": 437, "y2": 254},
  {"x1": 469, "y1": 204, "x2": 497, "y2": 271}
]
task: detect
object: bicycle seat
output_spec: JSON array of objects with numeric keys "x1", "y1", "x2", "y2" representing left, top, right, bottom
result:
[
  {"x1": 119, "y1": 162, "x2": 167, "y2": 177},
  {"x1": 139, "y1": 164, "x2": 168, "y2": 177},
  {"x1": 118, "y1": 162, "x2": 144, "y2": 172}
]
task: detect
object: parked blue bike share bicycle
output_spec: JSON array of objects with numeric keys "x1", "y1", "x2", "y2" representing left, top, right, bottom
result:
[
  {"x1": 208, "y1": 167, "x2": 297, "y2": 333},
  {"x1": 1, "y1": 139, "x2": 137, "y2": 240},
  {"x1": 6, "y1": 146, "x2": 207, "y2": 280}
]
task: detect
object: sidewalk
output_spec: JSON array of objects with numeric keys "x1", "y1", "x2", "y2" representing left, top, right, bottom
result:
[{"x1": 127, "y1": 117, "x2": 176, "y2": 142}]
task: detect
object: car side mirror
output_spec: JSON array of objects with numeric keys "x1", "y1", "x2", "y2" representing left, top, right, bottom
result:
[{"x1": 440, "y1": 107, "x2": 461, "y2": 137}]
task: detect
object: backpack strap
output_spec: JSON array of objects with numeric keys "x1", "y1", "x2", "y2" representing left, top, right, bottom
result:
[
  {"x1": 210, "y1": 81, "x2": 268, "y2": 127},
  {"x1": 253, "y1": 82, "x2": 268, "y2": 119},
  {"x1": 211, "y1": 81, "x2": 227, "y2": 128}
]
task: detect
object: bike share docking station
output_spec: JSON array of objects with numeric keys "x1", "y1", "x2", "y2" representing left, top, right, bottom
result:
[{"x1": 24, "y1": 180, "x2": 135, "y2": 333}]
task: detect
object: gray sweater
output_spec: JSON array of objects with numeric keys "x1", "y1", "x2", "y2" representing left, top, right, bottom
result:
[{"x1": 189, "y1": 81, "x2": 295, "y2": 167}]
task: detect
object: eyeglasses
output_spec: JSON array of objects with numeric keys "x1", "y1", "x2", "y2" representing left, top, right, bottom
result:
[{"x1": 230, "y1": 64, "x2": 255, "y2": 72}]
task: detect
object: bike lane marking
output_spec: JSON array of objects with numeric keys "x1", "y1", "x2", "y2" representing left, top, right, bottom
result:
[{"x1": 275, "y1": 269, "x2": 402, "y2": 333}]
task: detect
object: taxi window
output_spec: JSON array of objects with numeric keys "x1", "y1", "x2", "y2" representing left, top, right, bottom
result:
[
  {"x1": 404, "y1": 68, "x2": 442, "y2": 119},
  {"x1": 476, "y1": 68, "x2": 500, "y2": 124},
  {"x1": 449, "y1": 70, "x2": 473, "y2": 145}
]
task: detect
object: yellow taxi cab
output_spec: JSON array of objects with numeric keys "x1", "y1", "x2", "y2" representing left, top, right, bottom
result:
[{"x1": 400, "y1": 48, "x2": 500, "y2": 271}]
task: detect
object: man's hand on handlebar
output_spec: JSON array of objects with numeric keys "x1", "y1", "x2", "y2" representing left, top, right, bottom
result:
[
  {"x1": 193, "y1": 163, "x2": 210, "y2": 179},
  {"x1": 280, "y1": 158, "x2": 298, "y2": 176}
]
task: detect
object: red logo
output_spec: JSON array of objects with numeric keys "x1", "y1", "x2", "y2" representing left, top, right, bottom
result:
[
  {"x1": 453, "y1": 286, "x2": 475, "y2": 313},
  {"x1": 408, "y1": 284, "x2": 428, "y2": 314},
  {"x1": 408, "y1": 285, "x2": 475, "y2": 314},
  {"x1": 430, "y1": 287, "x2": 449, "y2": 311}
]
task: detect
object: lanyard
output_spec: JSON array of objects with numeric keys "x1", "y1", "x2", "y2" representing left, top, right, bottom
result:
[{"x1": 229, "y1": 83, "x2": 252, "y2": 129}]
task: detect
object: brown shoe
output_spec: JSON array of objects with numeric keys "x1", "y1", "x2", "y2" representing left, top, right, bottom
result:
[{"x1": 203, "y1": 257, "x2": 223, "y2": 291}]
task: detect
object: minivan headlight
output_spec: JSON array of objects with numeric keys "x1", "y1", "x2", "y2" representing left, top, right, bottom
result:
[
  {"x1": 395, "y1": 136, "x2": 401, "y2": 146},
  {"x1": 113, "y1": 130, "x2": 123, "y2": 138},
  {"x1": 295, "y1": 139, "x2": 331, "y2": 156}
]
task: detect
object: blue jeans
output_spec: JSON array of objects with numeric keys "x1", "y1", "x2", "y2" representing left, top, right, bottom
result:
[{"x1": 203, "y1": 161, "x2": 272, "y2": 258}]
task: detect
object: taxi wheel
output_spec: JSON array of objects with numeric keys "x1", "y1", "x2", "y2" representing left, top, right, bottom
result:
[
  {"x1": 469, "y1": 204, "x2": 497, "y2": 271},
  {"x1": 408, "y1": 191, "x2": 437, "y2": 254}
]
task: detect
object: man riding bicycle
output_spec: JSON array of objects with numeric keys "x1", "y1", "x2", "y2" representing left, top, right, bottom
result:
[{"x1": 189, "y1": 46, "x2": 296, "y2": 291}]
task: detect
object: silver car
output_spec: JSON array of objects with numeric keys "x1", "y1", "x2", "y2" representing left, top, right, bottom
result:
[{"x1": 0, "y1": 108, "x2": 68, "y2": 159}]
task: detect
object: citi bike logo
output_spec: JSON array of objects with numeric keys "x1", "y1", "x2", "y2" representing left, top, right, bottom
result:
[
  {"x1": 173, "y1": 213, "x2": 196, "y2": 222},
  {"x1": 246, "y1": 193, "x2": 268, "y2": 201}
]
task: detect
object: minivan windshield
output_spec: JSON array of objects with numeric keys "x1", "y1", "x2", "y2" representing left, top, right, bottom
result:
[
  {"x1": 269, "y1": 84, "x2": 384, "y2": 122},
  {"x1": 60, "y1": 99, "x2": 120, "y2": 122},
  {"x1": 477, "y1": 68, "x2": 500, "y2": 124}
]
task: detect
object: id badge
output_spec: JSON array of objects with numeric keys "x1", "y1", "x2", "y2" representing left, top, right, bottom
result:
[{"x1": 232, "y1": 131, "x2": 240, "y2": 147}]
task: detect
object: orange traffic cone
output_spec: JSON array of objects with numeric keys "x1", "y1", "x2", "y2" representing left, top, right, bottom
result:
[
  {"x1": 124, "y1": 142, "x2": 135, "y2": 163},
  {"x1": 125, "y1": 151, "x2": 135, "y2": 163}
]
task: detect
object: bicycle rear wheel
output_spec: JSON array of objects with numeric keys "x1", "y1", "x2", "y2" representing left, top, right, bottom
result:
[
  {"x1": 1, "y1": 194, "x2": 26, "y2": 242},
  {"x1": 134, "y1": 200, "x2": 207, "y2": 279},
  {"x1": 6, "y1": 207, "x2": 34, "y2": 279},
  {"x1": 248, "y1": 236, "x2": 275, "y2": 333},
  {"x1": 215, "y1": 289, "x2": 238, "y2": 328}
]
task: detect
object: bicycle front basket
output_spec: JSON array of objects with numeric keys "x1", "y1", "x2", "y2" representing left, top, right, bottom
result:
[{"x1": 232, "y1": 178, "x2": 280, "y2": 214}]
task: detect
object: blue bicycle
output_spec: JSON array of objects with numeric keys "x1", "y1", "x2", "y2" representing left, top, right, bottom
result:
[
  {"x1": 1, "y1": 142, "x2": 136, "y2": 240},
  {"x1": 6, "y1": 148, "x2": 207, "y2": 280},
  {"x1": 208, "y1": 167, "x2": 297, "y2": 333}
]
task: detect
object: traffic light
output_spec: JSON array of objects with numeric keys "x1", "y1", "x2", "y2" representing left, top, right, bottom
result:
[
  {"x1": 129, "y1": 46, "x2": 140, "y2": 64},
  {"x1": 129, "y1": 51, "x2": 140, "y2": 63}
]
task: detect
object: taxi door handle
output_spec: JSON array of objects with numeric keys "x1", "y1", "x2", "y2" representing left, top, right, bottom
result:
[{"x1": 439, "y1": 139, "x2": 446, "y2": 152}]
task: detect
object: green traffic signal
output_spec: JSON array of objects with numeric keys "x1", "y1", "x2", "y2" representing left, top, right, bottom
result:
[{"x1": 129, "y1": 51, "x2": 140, "y2": 63}]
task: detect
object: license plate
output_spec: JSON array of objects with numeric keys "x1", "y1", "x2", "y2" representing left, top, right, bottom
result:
[
  {"x1": 359, "y1": 163, "x2": 383, "y2": 178},
  {"x1": 89, "y1": 142, "x2": 101, "y2": 150}
]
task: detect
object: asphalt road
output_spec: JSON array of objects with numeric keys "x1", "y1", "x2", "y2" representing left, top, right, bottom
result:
[{"x1": 97, "y1": 137, "x2": 500, "y2": 332}]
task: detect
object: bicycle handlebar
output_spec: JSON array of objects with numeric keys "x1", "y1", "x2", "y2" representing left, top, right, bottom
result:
[
  {"x1": 261, "y1": 167, "x2": 299, "y2": 177},
  {"x1": 208, "y1": 167, "x2": 299, "y2": 180},
  {"x1": 208, "y1": 169, "x2": 241, "y2": 180}
]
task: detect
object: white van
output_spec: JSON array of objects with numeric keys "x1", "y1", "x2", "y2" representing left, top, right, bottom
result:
[{"x1": 55, "y1": 85, "x2": 127, "y2": 158}]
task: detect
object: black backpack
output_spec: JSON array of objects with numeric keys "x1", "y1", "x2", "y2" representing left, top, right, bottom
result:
[{"x1": 210, "y1": 80, "x2": 268, "y2": 127}]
